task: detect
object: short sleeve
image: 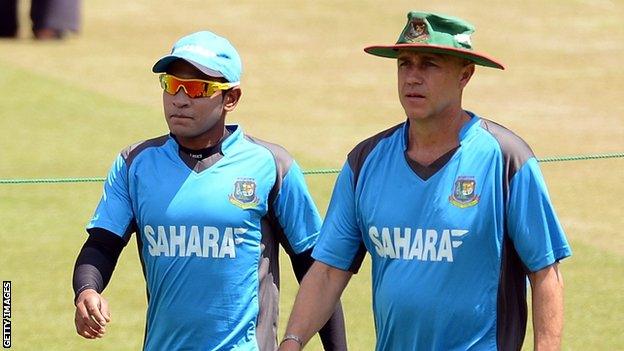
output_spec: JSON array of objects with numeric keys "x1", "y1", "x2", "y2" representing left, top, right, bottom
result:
[
  {"x1": 86, "y1": 154, "x2": 135, "y2": 238},
  {"x1": 312, "y1": 162, "x2": 363, "y2": 271},
  {"x1": 507, "y1": 158, "x2": 572, "y2": 272},
  {"x1": 273, "y1": 160, "x2": 322, "y2": 254}
]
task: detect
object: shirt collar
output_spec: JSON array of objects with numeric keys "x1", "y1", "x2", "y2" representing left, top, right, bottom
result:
[
  {"x1": 220, "y1": 124, "x2": 242, "y2": 155},
  {"x1": 401, "y1": 110, "x2": 481, "y2": 149},
  {"x1": 458, "y1": 111, "x2": 480, "y2": 143}
]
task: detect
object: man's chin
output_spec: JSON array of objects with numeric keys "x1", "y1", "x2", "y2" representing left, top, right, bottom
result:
[
  {"x1": 169, "y1": 129, "x2": 194, "y2": 139},
  {"x1": 404, "y1": 109, "x2": 430, "y2": 120},
  {"x1": 168, "y1": 125, "x2": 194, "y2": 136}
]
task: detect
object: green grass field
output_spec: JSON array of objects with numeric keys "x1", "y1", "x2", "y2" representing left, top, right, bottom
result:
[{"x1": 1, "y1": 1, "x2": 622, "y2": 350}]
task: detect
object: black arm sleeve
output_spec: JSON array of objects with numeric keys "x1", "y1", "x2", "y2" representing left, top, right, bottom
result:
[
  {"x1": 290, "y1": 249, "x2": 348, "y2": 351},
  {"x1": 72, "y1": 228, "x2": 127, "y2": 302}
]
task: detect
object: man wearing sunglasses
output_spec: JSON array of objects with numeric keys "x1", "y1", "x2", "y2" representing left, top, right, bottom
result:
[
  {"x1": 279, "y1": 12, "x2": 571, "y2": 351},
  {"x1": 71, "y1": 31, "x2": 346, "y2": 350}
]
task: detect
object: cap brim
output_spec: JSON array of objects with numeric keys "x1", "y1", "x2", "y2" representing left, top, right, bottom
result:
[
  {"x1": 151, "y1": 55, "x2": 225, "y2": 77},
  {"x1": 364, "y1": 44, "x2": 505, "y2": 70}
]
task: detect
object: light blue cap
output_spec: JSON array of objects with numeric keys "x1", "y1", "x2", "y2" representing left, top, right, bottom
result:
[{"x1": 152, "y1": 31, "x2": 242, "y2": 84}]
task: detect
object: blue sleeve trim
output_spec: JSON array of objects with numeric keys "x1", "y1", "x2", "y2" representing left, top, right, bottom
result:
[
  {"x1": 86, "y1": 220, "x2": 128, "y2": 238},
  {"x1": 312, "y1": 248, "x2": 352, "y2": 272},
  {"x1": 527, "y1": 245, "x2": 572, "y2": 272}
]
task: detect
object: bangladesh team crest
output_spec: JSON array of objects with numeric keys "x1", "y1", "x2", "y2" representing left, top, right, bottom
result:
[
  {"x1": 229, "y1": 178, "x2": 260, "y2": 209},
  {"x1": 403, "y1": 18, "x2": 429, "y2": 43},
  {"x1": 449, "y1": 176, "x2": 480, "y2": 208}
]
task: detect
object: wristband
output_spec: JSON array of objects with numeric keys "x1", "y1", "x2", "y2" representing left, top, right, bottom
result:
[{"x1": 280, "y1": 333, "x2": 304, "y2": 348}]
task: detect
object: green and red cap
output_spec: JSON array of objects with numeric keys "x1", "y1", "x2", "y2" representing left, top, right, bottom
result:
[{"x1": 364, "y1": 11, "x2": 504, "y2": 70}]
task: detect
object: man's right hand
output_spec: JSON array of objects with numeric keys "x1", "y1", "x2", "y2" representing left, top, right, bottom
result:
[{"x1": 74, "y1": 289, "x2": 111, "y2": 339}]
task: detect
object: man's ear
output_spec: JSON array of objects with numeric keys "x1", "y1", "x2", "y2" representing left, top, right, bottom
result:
[
  {"x1": 459, "y1": 63, "x2": 475, "y2": 89},
  {"x1": 223, "y1": 87, "x2": 242, "y2": 112}
]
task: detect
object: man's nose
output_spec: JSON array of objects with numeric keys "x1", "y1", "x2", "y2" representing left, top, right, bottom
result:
[
  {"x1": 404, "y1": 67, "x2": 424, "y2": 85},
  {"x1": 172, "y1": 87, "x2": 191, "y2": 106}
]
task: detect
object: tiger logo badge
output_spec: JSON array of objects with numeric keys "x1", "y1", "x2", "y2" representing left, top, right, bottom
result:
[
  {"x1": 404, "y1": 18, "x2": 429, "y2": 43},
  {"x1": 229, "y1": 178, "x2": 260, "y2": 209},
  {"x1": 449, "y1": 176, "x2": 479, "y2": 208}
]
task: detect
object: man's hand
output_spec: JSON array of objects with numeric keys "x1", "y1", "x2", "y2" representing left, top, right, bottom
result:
[
  {"x1": 74, "y1": 289, "x2": 111, "y2": 339},
  {"x1": 279, "y1": 261, "x2": 352, "y2": 350}
]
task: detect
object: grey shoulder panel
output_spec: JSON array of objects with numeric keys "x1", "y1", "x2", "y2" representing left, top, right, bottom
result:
[
  {"x1": 244, "y1": 135, "x2": 294, "y2": 176},
  {"x1": 481, "y1": 120, "x2": 534, "y2": 349},
  {"x1": 120, "y1": 135, "x2": 169, "y2": 168},
  {"x1": 244, "y1": 136, "x2": 294, "y2": 206},
  {"x1": 347, "y1": 122, "x2": 404, "y2": 188},
  {"x1": 480, "y1": 119, "x2": 534, "y2": 183}
]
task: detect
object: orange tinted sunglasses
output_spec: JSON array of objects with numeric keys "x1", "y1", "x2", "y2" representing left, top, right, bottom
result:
[{"x1": 159, "y1": 74, "x2": 235, "y2": 98}]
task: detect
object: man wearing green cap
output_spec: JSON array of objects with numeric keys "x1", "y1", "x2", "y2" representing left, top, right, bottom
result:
[
  {"x1": 71, "y1": 30, "x2": 346, "y2": 350},
  {"x1": 279, "y1": 12, "x2": 571, "y2": 351}
]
